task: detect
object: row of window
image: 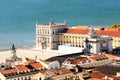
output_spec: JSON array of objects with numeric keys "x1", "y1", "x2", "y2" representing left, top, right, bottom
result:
[
  {"x1": 37, "y1": 37, "x2": 59, "y2": 43},
  {"x1": 37, "y1": 29, "x2": 58, "y2": 35},
  {"x1": 112, "y1": 40, "x2": 120, "y2": 47},
  {"x1": 59, "y1": 36, "x2": 120, "y2": 47},
  {"x1": 37, "y1": 28, "x2": 65, "y2": 35},
  {"x1": 59, "y1": 36, "x2": 84, "y2": 44},
  {"x1": 37, "y1": 29, "x2": 50, "y2": 35},
  {"x1": 37, "y1": 37, "x2": 50, "y2": 43},
  {"x1": 37, "y1": 36, "x2": 120, "y2": 48},
  {"x1": 11, "y1": 76, "x2": 31, "y2": 80},
  {"x1": 37, "y1": 36, "x2": 84, "y2": 44}
]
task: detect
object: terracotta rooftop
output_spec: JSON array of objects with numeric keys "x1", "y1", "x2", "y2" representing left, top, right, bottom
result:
[
  {"x1": 89, "y1": 71, "x2": 106, "y2": 78},
  {"x1": 63, "y1": 53, "x2": 116, "y2": 65},
  {"x1": 89, "y1": 54, "x2": 109, "y2": 61},
  {"x1": 97, "y1": 30, "x2": 120, "y2": 37},
  {"x1": 66, "y1": 28, "x2": 89, "y2": 34},
  {"x1": 30, "y1": 62, "x2": 44, "y2": 69},
  {"x1": 0, "y1": 61, "x2": 45, "y2": 76},
  {"x1": 66, "y1": 57, "x2": 91, "y2": 64},
  {"x1": 0, "y1": 68, "x2": 17, "y2": 75},
  {"x1": 0, "y1": 65, "x2": 30, "y2": 75},
  {"x1": 104, "y1": 54, "x2": 119, "y2": 60},
  {"x1": 62, "y1": 54, "x2": 118, "y2": 65},
  {"x1": 16, "y1": 65, "x2": 29, "y2": 72},
  {"x1": 65, "y1": 26, "x2": 120, "y2": 37}
]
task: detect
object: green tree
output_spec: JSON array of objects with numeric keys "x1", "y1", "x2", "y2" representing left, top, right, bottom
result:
[{"x1": 109, "y1": 24, "x2": 120, "y2": 29}]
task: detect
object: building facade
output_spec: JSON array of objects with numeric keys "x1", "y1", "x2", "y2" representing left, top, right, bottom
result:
[
  {"x1": 36, "y1": 20, "x2": 120, "y2": 53},
  {"x1": 36, "y1": 20, "x2": 66, "y2": 50}
]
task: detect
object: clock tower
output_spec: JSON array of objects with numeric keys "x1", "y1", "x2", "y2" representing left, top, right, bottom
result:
[{"x1": 84, "y1": 27, "x2": 112, "y2": 54}]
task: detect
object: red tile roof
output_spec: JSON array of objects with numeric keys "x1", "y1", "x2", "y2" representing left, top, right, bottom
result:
[
  {"x1": 112, "y1": 76, "x2": 120, "y2": 80},
  {"x1": 0, "y1": 65, "x2": 30, "y2": 75},
  {"x1": 66, "y1": 28, "x2": 89, "y2": 34},
  {"x1": 89, "y1": 71, "x2": 106, "y2": 78},
  {"x1": 89, "y1": 54, "x2": 108, "y2": 61},
  {"x1": 68, "y1": 57, "x2": 91, "y2": 64},
  {"x1": 16, "y1": 65, "x2": 29, "y2": 72},
  {"x1": 104, "y1": 54, "x2": 119, "y2": 60},
  {"x1": 97, "y1": 30, "x2": 120, "y2": 37},
  {"x1": 65, "y1": 26, "x2": 120, "y2": 37},
  {"x1": 0, "y1": 68, "x2": 17, "y2": 75},
  {"x1": 0, "y1": 62, "x2": 44, "y2": 76},
  {"x1": 30, "y1": 62, "x2": 44, "y2": 69}
]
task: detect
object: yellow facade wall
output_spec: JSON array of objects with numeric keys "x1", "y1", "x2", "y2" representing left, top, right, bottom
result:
[
  {"x1": 112, "y1": 40, "x2": 119, "y2": 47},
  {"x1": 74, "y1": 36, "x2": 77, "y2": 43},
  {"x1": 68, "y1": 36, "x2": 71, "y2": 43},
  {"x1": 62, "y1": 35, "x2": 65, "y2": 43},
  {"x1": 116, "y1": 40, "x2": 118, "y2": 47},
  {"x1": 112, "y1": 40, "x2": 115, "y2": 47},
  {"x1": 80, "y1": 37, "x2": 83, "y2": 44}
]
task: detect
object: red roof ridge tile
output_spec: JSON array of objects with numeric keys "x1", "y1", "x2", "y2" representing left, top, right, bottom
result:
[
  {"x1": 0, "y1": 68, "x2": 18, "y2": 75},
  {"x1": 65, "y1": 27, "x2": 120, "y2": 37},
  {"x1": 30, "y1": 62, "x2": 44, "y2": 69},
  {"x1": 16, "y1": 65, "x2": 29, "y2": 72}
]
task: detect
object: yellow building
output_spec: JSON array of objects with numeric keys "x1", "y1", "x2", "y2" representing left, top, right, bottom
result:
[
  {"x1": 36, "y1": 20, "x2": 120, "y2": 53},
  {"x1": 58, "y1": 26, "x2": 120, "y2": 49}
]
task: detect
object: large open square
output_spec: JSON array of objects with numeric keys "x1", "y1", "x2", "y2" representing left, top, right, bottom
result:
[{"x1": 0, "y1": 48, "x2": 59, "y2": 63}]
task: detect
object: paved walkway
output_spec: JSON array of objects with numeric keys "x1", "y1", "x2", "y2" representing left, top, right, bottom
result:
[{"x1": 0, "y1": 48, "x2": 59, "y2": 63}]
